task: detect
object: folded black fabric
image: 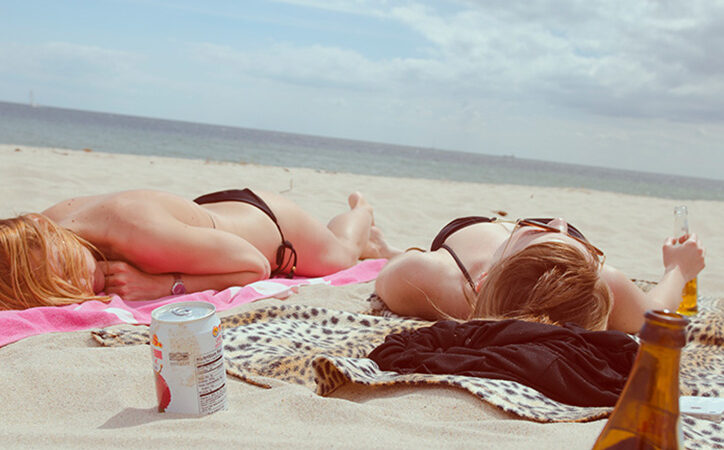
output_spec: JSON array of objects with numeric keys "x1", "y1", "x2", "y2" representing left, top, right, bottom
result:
[{"x1": 367, "y1": 319, "x2": 639, "y2": 407}]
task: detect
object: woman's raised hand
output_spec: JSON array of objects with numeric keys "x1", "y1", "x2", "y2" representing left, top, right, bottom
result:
[{"x1": 662, "y1": 233, "x2": 705, "y2": 282}]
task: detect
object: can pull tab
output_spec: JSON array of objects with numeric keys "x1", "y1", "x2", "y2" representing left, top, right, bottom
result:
[{"x1": 171, "y1": 307, "x2": 192, "y2": 317}]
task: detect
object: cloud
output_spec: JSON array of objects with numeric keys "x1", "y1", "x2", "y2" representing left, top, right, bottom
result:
[
  {"x1": 188, "y1": 41, "x2": 450, "y2": 92},
  {"x1": 0, "y1": 42, "x2": 145, "y2": 87},
  {"x1": 268, "y1": 0, "x2": 395, "y2": 16},
  {"x1": 187, "y1": 0, "x2": 724, "y2": 123},
  {"x1": 9, "y1": 1, "x2": 720, "y2": 124},
  {"x1": 389, "y1": 1, "x2": 724, "y2": 121}
]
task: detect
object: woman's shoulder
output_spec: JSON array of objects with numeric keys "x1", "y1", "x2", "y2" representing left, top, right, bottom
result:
[
  {"x1": 43, "y1": 189, "x2": 166, "y2": 212},
  {"x1": 383, "y1": 248, "x2": 453, "y2": 275},
  {"x1": 46, "y1": 190, "x2": 188, "y2": 228},
  {"x1": 375, "y1": 250, "x2": 469, "y2": 320}
]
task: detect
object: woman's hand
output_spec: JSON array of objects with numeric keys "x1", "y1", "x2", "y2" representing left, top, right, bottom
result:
[
  {"x1": 100, "y1": 261, "x2": 172, "y2": 301},
  {"x1": 605, "y1": 233, "x2": 705, "y2": 334},
  {"x1": 662, "y1": 233, "x2": 705, "y2": 282}
]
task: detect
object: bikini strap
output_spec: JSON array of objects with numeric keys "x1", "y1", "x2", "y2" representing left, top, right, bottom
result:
[
  {"x1": 272, "y1": 240, "x2": 297, "y2": 278},
  {"x1": 431, "y1": 216, "x2": 494, "y2": 251},
  {"x1": 439, "y1": 244, "x2": 476, "y2": 291}
]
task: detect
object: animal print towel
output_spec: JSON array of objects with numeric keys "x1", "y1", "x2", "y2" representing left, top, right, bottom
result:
[{"x1": 92, "y1": 296, "x2": 724, "y2": 448}]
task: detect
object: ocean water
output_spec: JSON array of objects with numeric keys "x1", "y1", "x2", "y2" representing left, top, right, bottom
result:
[{"x1": 2, "y1": 100, "x2": 723, "y2": 201}]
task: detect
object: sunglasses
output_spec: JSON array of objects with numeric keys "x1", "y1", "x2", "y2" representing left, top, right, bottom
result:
[{"x1": 498, "y1": 217, "x2": 605, "y2": 263}]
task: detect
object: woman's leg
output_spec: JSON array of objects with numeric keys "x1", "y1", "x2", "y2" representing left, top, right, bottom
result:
[
  {"x1": 272, "y1": 192, "x2": 399, "y2": 276},
  {"x1": 326, "y1": 192, "x2": 375, "y2": 258}
]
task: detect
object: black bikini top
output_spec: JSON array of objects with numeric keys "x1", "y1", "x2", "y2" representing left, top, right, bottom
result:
[
  {"x1": 430, "y1": 216, "x2": 495, "y2": 291},
  {"x1": 431, "y1": 216, "x2": 592, "y2": 292}
]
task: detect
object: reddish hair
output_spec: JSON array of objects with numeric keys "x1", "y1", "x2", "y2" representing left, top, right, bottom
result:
[
  {"x1": 471, "y1": 241, "x2": 612, "y2": 330},
  {"x1": 0, "y1": 214, "x2": 109, "y2": 310}
]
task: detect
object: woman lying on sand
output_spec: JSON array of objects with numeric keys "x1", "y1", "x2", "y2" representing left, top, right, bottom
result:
[
  {"x1": 0, "y1": 188, "x2": 398, "y2": 310},
  {"x1": 375, "y1": 216, "x2": 705, "y2": 333}
]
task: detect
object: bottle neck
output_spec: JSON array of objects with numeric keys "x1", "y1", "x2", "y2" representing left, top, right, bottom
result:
[
  {"x1": 674, "y1": 218, "x2": 689, "y2": 238},
  {"x1": 625, "y1": 341, "x2": 681, "y2": 411},
  {"x1": 674, "y1": 208, "x2": 689, "y2": 238}
]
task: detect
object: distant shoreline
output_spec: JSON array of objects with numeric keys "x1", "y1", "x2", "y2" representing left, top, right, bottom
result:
[
  {"x1": 2, "y1": 143, "x2": 722, "y2": 293},
  {"x1": 2, "y1": 100, "x2": 724, "y2": 201}
]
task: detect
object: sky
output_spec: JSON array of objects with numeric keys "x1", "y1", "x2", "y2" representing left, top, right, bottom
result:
[{"x1": 1, "y1": 0, "x2": 723, "y2": 180}]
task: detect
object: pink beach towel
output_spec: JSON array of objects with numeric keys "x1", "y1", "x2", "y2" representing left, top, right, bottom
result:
[{"x1": 0, "y1": 259, "x2": 385, "y2": 348}]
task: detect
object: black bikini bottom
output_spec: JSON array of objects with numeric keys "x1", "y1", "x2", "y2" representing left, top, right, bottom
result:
[{"x1": 193, "y1": 188, "x2": 297, "y2": 278}]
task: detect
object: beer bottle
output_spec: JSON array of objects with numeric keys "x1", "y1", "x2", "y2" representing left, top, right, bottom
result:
[
  {"x1": 673, "y1": 206, "x2": 697, "y2": 315},
  {"x1": 592, "y1": 310, "x2": 688, "y2": 450}
]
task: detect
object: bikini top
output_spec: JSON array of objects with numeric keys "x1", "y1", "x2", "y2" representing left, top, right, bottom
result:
[
  {"x1": 430, "y1": 216, "x2": 496, "y2": 291},
  {"x1": 431, "y1": 216, "x2": 590, "y2": 292}
]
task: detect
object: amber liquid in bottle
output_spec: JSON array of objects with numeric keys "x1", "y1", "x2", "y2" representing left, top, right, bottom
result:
[
  {"x1": 673, "y1": 206, "x2": 697, "y2": 316},
  {"x1": 678, "y1": 278, "x2": 697, "y2": 315},
  {"x1": 592, "y1": 310, "x2": 688, "y2": 450}
]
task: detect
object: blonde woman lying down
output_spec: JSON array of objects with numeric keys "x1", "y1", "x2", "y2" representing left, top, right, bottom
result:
[{"x1": 375, "y1": 216, "x2": 704, "y2": 333}]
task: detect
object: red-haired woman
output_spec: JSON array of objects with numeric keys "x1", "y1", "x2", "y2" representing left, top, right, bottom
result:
[{"x1": 1, "y1": 188, "x2": 398, "y2": 310}]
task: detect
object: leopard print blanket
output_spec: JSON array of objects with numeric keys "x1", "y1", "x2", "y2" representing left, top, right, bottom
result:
[{"x1": 92, "y1": 295, "x2": 724, "y2": 449}]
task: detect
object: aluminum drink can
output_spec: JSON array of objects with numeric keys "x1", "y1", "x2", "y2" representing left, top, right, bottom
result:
[{"x1": 150, "y1": 301, "x2": 227, "y2": 415}]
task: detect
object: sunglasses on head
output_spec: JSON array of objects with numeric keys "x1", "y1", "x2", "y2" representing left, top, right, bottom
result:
[{"x1": 497, "y1": 217, "x2": 605, "y2": 261}]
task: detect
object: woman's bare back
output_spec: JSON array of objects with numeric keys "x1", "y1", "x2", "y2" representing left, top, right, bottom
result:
[
  {"x1": 41, "y1": 188, "x2": 388, "y2": 277},
  {"x1": 42, "y1": 190, "x2": 283, "y2": 267}
]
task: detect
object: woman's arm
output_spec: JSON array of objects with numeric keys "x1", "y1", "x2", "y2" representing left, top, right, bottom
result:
[
  {"x1": 603, "y1": 234, "x2": 705, "y2": 333},
  {"x1": 100, "y1": 262, "x2": 268, "y2": 300},
  {"x1": 115, "y1": 217, "x2": 271, "y2": 275},
  {"x1": 101, "y1": 219, "x2": 272, "y2": 299},
  {"x1": 374, "y1": 250, "x2": 469, "y2": 320}
]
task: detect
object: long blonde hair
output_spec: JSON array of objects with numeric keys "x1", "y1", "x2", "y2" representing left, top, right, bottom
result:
[
  {"x1": 471, "y1": 241, "x2": 612, "y2": 331},
  {"x1": 0, "y1": 213, "x2": 109, "y2": 310}
]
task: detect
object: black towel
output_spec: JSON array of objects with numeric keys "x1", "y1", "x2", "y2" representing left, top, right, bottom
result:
[{"x1": 367, "y1": 319, "x2": 638, "y2": 407}]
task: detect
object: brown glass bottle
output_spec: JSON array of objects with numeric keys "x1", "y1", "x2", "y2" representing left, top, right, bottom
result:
[{"x1": 592, "y1": 310, "x2": 689, "y2": 450}]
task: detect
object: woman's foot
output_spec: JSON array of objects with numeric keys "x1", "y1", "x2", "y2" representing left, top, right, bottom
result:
[
  {"x1": 348, "y1": 192, "x2": 401, "y2": 259},
  {"x1": 348, "y1": 191, "x2": 374, "y2": 225},
  {"x1": 362, "y1": 226, "x2": 402, "y2": 260}
]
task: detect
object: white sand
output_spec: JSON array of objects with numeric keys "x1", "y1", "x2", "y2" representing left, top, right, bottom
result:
[{"x1": 1, "y1": 144, "x2": 722, "y2": 449}]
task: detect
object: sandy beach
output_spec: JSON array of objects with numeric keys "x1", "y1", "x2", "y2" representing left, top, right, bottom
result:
[{"x1": 1, "y1": 144, "x2": 722, "y2": 449}]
